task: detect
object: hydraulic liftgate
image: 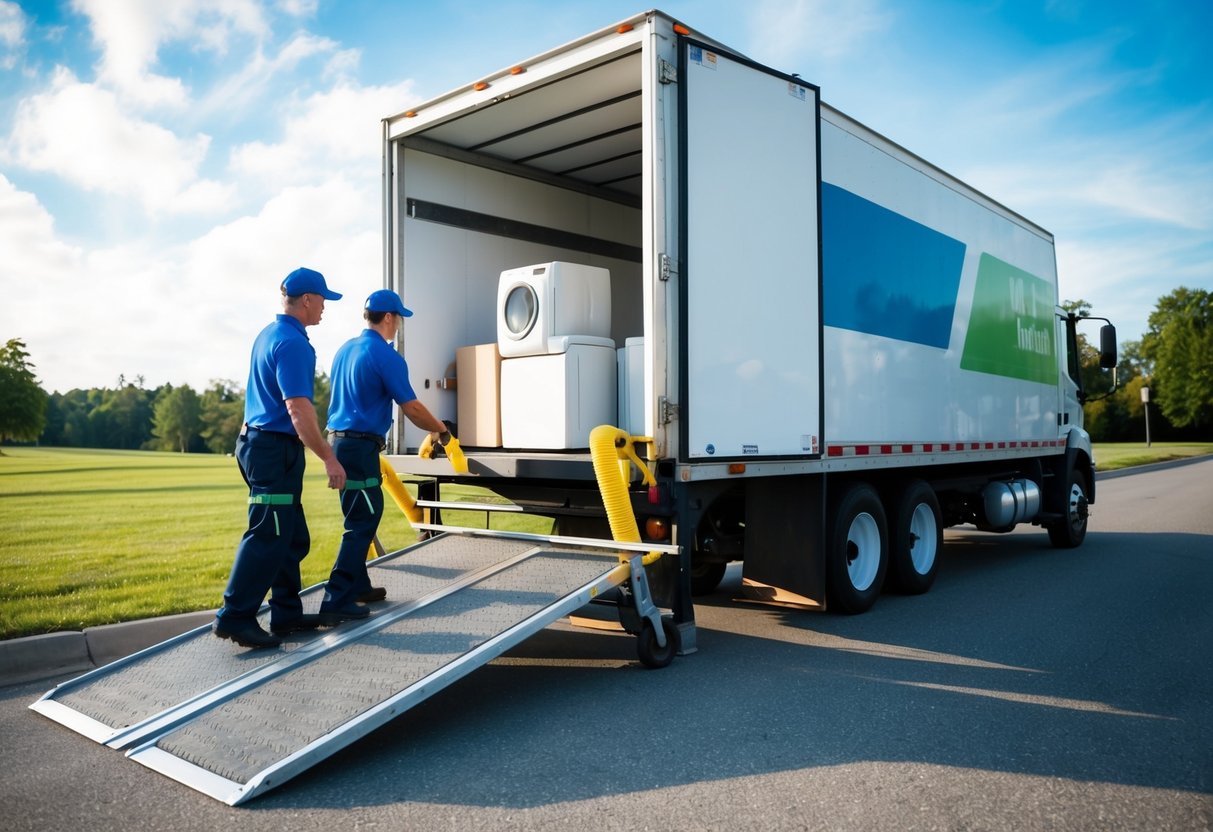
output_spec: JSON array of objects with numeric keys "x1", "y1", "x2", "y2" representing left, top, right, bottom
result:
[{"x1": 31, "y1": 529, "x2": 679, "y2": 805}]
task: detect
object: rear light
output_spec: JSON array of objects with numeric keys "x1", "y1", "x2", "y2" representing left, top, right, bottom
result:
[{"x1": 644, "y1": 516, "x2": 671, "y2": 541}]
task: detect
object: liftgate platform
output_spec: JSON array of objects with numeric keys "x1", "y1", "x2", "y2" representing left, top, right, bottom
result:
[{"x1": 30, "y1": 528, "x2": 680, "y2": 805}]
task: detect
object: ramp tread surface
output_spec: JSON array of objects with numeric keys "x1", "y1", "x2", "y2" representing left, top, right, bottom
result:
[
  {"x1": 150, "y1": 549, "x2": 617, "y2": 784},
  {"x1": 52, "y1": 536, "x2": 534, "y2": 730}
]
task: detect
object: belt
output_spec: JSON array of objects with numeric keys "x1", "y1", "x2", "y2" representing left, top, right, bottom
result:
[
  {"x1": 329, "y1": 430, "x2": 386, "y2": 451},
  {"x1": 241, "y1": 424, "x2": 302, "y2": 444}
]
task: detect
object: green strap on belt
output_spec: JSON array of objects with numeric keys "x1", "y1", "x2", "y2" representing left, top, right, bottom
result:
[
  {"x1": 248, "y1": 493, "x2": 294, "y2": 506},
  {"x1": 343, "y1": 477, "x2": 381, "y2": 491}
]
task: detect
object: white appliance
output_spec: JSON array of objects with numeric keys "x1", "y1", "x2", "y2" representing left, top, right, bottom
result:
[
  {"x1": 497, "y1": 261, "x2": 611, "y2": 358},
  {"x1": 617, "y1": 336, "x2": 644, "y2": 436},
  {"x1": 500, "y1": 342, "x2": 617, "y2": 449}
]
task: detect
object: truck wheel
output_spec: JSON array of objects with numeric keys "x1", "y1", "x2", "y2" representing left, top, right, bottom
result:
[
  {"x1": 690, "y1": 560, "x2": 727, "y2": 596},
  {"x1": 827, "y1": 482, "x2": 888, "y2": 614},
  {"x1": 1047, "y1": 467, "x2": 1090, "y2": 548},
  {"x1": 887, "y1": 480, "x2": 941, "y2": 594},
  {"x1": 636, "y1": 616, "x2": 680, "y2": 669}
]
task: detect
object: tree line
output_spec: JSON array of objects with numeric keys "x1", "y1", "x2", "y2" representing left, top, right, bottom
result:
[{"x1": 1, "y1": 287, "x2": 1210, "y2": 452}]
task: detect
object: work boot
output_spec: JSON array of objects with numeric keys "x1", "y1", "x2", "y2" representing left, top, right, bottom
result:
[
  {"x1": 213, "y1": 619, "x2": 282, "y2": 649},
  {"x1": 270, "y1": 613, "x2": 325, "y2": 636},
  {"x1": 356, "y1": 587, "x2": 387, "y2": 603},
  {"x1": 318, "y1": 603, "x2": 371, "y2": 626}
]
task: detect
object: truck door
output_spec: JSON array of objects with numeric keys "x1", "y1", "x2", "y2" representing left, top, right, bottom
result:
[{"x1": 678, "y1": 40, "x2": 822, "y2": 461}]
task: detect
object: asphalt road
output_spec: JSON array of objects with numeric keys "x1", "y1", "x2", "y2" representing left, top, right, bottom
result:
[{"x1": 2, "y1": 458, "x2": 1211, "y2": 830}]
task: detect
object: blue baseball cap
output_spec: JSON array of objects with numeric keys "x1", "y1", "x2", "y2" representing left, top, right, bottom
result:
[
  {"x1": 281, "y1": 267, "x2": 342, "y2": 300},
  {"x1": 365, "y1": 289, "x2": 413, "y2": 317}
]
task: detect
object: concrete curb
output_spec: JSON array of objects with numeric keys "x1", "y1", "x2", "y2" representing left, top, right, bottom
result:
[{"x1": 1, "y1": 610, "x2": 215, "y2": 688}]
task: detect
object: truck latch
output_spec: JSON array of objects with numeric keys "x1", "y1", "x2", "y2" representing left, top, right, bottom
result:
[{"x1": 659, "y1": 60, "x2": 678, "y2": 84}]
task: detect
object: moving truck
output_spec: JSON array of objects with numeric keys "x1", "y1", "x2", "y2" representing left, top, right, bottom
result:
[{"x1": 379, "y1": 10, "x2": 1116, "y2": 650}]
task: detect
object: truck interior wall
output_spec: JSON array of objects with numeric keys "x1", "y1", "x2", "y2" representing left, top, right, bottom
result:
[{"x1": 396, "y1": 147, "x2": 643, "y2": 446}]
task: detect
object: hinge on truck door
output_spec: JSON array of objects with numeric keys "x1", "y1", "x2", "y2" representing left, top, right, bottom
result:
[
  {"x1": 659, "y1": 396, "x2": 679, "y2": 425},
  {"x1": 659, "y1": 60, "x2": 678, "y2": 84},
  {"x1": 659, "y1": 253, "x2": 677, "y2": 282}
]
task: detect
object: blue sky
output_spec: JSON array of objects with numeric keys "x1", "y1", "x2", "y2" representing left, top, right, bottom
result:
[{"x1": 1, "y1": 0, "x2": 1210, "y2": 394}]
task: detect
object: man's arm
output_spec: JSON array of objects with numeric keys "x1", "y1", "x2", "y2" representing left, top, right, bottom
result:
[
  {"x1": 285, "y1": 396, "x2": 346, "y2": 490},
  {"x1": 400, "y1": 399, "x2": 450, "y2": 442}
]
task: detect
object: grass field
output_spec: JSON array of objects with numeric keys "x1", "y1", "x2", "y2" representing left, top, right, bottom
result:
[
  {"x1": 0, "y1": 446, "x2": 551, "y2": 640},
  {"x1": 1, "y1": 442, "x2": 1209, "y2": 640}
]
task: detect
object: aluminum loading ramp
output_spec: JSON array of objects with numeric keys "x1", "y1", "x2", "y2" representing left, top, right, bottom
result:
[{"x1": 32, "y1": 531, "x2": 677, "y2": 805}]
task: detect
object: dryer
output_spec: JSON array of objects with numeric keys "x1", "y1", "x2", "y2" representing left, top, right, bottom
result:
[{"x1": 497, "y1": 261, "x2": 611, "y2": 358}]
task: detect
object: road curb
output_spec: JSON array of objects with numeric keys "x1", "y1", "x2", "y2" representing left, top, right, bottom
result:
[{"x1": 1, "y1": 610, "x2": 215, "y2": 688}]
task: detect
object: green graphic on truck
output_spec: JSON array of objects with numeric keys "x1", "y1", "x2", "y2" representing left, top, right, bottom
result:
[{"x1": 961, "y1": 253, "x2": 1057, "y2": 384}]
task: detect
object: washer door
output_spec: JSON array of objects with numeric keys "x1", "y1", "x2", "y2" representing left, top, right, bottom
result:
[{"x1": 502, "y1": 283, "x2": 539, "y2": 342}]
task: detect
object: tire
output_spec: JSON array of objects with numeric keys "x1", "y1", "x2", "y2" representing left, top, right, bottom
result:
[
  {"x1": 886, "y1": 479, "x2": 942, "y2": 595},
  {"x1": 1047, "y1": 467, "x2": 1090, "y2": 548},
  {"x1": 637, "y1": 616, "x2": 680, "y2": 669},
  {"x1": 689, "y1": 560, "x2": 727, "y2": 596},
  {"x1": 826, "y1": 482, "x2": 888, "y2": 614}
]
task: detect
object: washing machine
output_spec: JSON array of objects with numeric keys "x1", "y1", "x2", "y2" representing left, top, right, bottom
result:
[
  {"x1": 497, "y1": 261, "x2": 611, "y2": 358},
  {"x1": 500, "y1": 339, "x2": 617, "y2": 449}
]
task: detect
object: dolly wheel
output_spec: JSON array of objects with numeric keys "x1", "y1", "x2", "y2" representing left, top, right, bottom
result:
[{"x1": 636, "y1": 616, "x2": 680, "y2": 669}]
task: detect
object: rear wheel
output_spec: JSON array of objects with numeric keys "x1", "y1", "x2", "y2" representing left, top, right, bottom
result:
[
  {"x1": 826, "y1": 482, "x2": 888, "y2": 614},
  {"x1": 886, "y1": 480, "x2": 942, "y2": 594},
  {"x1": 1047, "y1": 467, "x2": 1090, "y2": 548}
]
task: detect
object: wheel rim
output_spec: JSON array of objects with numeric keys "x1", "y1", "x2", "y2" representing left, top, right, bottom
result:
[
  {"x1": 1066, "y1": 482, "x2": 1089, "y2": 532},
  {"x1": 846, "y1": 511, "x2": 881, "y2": 591},
  {"x1": 908, "y1": 502, "x2": 938, "y2": 574}
]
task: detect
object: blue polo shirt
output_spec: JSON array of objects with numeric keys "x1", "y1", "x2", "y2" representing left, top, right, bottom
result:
[
  {"x1": 327, "y1": 329, "x2": 418, "y2": 436},
  {"x1": 243, "y1": 315, "x2": 316, "y2": 434}
]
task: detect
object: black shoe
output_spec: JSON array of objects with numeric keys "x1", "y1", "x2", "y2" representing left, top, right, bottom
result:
[
  {"x1": 270, "y1": 613, "x2": 325, "y2": 636},
  {"x1": 213, "y1": 619, "x2": 282, "y2": 649},
  {"x1": 318, "y1": 603, "x2": 371, "y2": 626},
  {"x1": 356, "y1": 587, "x2": 387, "y2": 603}
]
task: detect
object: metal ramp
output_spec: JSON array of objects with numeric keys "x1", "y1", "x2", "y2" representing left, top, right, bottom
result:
[{"x1": 31, "y1": 530, "x2": 678, "y2": 805}]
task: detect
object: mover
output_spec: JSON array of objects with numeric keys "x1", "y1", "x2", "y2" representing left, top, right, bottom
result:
[{"x1": 379, "y1": 10, "x2": 1117, "y2": 650}]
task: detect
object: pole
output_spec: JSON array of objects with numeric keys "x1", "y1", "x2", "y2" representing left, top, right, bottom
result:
[{"x1": 1141, "y1": 386, "x2": 1152, "y2": 447}]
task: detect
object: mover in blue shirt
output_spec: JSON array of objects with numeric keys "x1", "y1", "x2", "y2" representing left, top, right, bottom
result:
[
  {"x1": 322, "y1": 289, "x2": 450, "y2": 618},
  {"x1": 213, "y1": 267, "x2": 348, "y2": 649}
]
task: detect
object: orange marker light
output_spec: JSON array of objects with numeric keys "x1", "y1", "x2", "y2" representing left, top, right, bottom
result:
[
  {"x1": 510, "y1": 66, "x2": 526, "y2": 75},
  {"x1": 645, "y1": 516, "x2": 671, "y2": 541},
  {"x1": 728, "y1": 463, "x2": 746, "y2": 475},
  {"x1": 617, "y1": 24, "x2": 634, "y2": 34},
  {"x1": 673, "y1": 23, "x2": 690, "y2": 35},
  {"x1": 404, "y1": 110, "x2": 418, "y2": 118},
  {"x1": 473, "y1": 81, "x2": 490, "y2": 91}
]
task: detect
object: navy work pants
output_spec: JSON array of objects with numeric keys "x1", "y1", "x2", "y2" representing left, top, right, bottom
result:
[
  {"x1": 216, "y1": 430, "x2": 310, "y2": 628},
  {"x1": 320, "y1": 436, "x2": 383, "y2": 612}
]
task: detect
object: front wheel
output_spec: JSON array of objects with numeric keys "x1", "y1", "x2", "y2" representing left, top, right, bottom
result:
[
  {"x1": 1047, "y1": 467, "x2": 1090, "y2": 548},
  {"x1": 826, "y1": 482, "x2": 888, "y2": 614},
  {"x1": 636, "y1": 616, "x2": 680, "y2": 669}
]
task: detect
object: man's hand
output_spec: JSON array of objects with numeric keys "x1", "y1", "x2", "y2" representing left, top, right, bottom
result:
[{"x1": 323, "y1": 454, "x2": 347, "y2": 490}]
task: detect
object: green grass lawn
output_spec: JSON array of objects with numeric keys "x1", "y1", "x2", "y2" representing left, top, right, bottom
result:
[
  {"x1": 1, "y1": 442, "x2": 1210, "y2": 640},
  {"x1": 0, "y1": 446, "x2": 550, "y2": 640}
]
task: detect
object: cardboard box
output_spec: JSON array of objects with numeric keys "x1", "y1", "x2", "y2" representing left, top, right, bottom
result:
[{"x1": 456, "y1": 344, "x2": 502, "y2": 447}]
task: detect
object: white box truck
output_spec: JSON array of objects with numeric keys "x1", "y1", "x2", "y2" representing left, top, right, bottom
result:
[{"x1": 380, "y1": 10, "x2": 1116, "y2": 648}]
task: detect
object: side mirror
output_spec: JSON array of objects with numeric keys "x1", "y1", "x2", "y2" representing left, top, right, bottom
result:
[{"x1": 1099, "y1": 324, "x2": 1117, "y2": 369}]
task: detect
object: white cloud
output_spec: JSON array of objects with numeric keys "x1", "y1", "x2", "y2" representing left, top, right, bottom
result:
[
  {"x1": 7, "y1": 67, "x2": 232, "y2": 215},
  {"x1": 0, "y1": 172, "x2": 383, "y2": 394},
  {"x1": 0, "y1": 0, "x2": 24, "y2": 69},
  {"x1": 229, "y1": 80, "x2": 417, "y2": 185},
  {"x1": 195, "y1": 31, "x2": 338, "y2": 119},
  {"x1": 747, "y1": 0, "x2": 891, "y2": 68},
  {"x1": 70, "y1": 0, "x2": 268, "y2": 108}
]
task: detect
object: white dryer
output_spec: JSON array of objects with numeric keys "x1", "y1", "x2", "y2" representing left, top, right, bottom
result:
[{"x1": 497, "y1": 261, "x2": 611, "y2": 358}]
